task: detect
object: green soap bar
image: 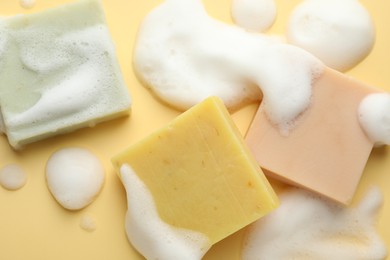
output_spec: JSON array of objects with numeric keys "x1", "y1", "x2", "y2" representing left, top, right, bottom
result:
[{"x1": 0, "y1": 0, "x2": 131, "y2": 149}]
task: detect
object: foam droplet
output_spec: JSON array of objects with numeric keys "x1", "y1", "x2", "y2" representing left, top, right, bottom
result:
[
  {"x1": 0, "y1": 164, "x2": 27, "y2": 190},
  {"x1": 46, "y1": 148, "x2": 105, "y2": 210},
  {"x1": 231, "y1": 0, "x2": 277, "y2": 32},
  {"x1": 287, "y1": 0, "x2": 375, "y2": 71},
  {"x1": 358, "y1": 92, "x2": 390, "y2": 146},
  {"x1": 19, "y1": 0, "x2": 36, "y2": 9}
]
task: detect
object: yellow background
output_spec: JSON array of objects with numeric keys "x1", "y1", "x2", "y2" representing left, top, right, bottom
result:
[{"x1": 0, "y1": 0, "x2": 389, "y2": 259}]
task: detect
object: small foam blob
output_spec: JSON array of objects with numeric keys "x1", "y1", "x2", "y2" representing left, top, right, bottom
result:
[
  {"x1": 80, "y1": 214, "x2": 97, "y2": 232},
  {"x1": 46, "y1": 148, "x2": 105, "y2": 210},
  {"x1": 358, "y1": 92, "x2": 390, "y2": 146},
  {"x1": 19, "y1": 0, "x2": 36, "y2": 9},
  {"x1": 231, "y1": 0, "x2": 276, "y2": 32},
  {"x1": 242, "y1": 188, "x2": 387, "y2": 260},
  {"x1": 134, "y1": 0, "x2": 323, "y2": 133},
  {"x1": 287, "y1": 0, "x2": 375, "y2": 71},
  {"x1": 120, "y1": 164, "x2": 211, "y2": 260},
  {"x1": 0, "y1": 164, "x2": 27, "y2": 190}
]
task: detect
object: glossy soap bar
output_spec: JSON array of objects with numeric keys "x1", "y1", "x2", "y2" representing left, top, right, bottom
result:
[
  {"x1": 112, "y1": 97, "x2": 278, "y2": 244},
  {"x1": 0, "y1": 0, "x2": 131, "y2": 149},
  {"x1": 246, "y1": 68, "x2": 378, "y2": 205}
]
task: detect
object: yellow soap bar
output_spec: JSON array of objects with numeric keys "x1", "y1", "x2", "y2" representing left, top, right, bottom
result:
[{"x1": 112, "y1": 96, "x2": 278, "y2": 244}]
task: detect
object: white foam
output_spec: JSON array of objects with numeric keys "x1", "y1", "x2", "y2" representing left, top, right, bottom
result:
[
  {"x1": 0, "y1": 164, "x2": 27, "y2": 190},
  {"x1": 358, "y1": 93, "x2": 390, "y2": 146},
  {"x1": 134, "y1": 0, "x2": 323, "y2": 133},
  {"x1": 242, "y1": 188, "x2": 387, "y2": 260},
  {"x1": 287, "y1": 0, "x2": 375, "y2": 72},
  {"x1": 120, "y1": 164, "x2": 211, "y2": 260},
  {"x1": 46, "y1": 148, "x2": 105, "y2": 210},
  {"x1": 8, "y1": 63, "x2": 99, "y2": 128},
  {"x1": 19, "y1": 0, "x2": 36, "y2": 9},
  {"x1": 17, "y1": 30, "x2": 72, "y2": 74},
  {"x1": 231, "y1": 0, "x2": 276, "y2": 32}
]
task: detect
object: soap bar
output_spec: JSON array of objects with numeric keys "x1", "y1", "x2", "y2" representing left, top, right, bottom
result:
[
  {"x1": 112, "y1": 96, "x2": 278, "y2": 244},
  {"x1": 246, "y1": 68, "x2": 377, "y2": 205},
  {"x1": 0, "y1": 0, "x2": 131, "y2": 149}
]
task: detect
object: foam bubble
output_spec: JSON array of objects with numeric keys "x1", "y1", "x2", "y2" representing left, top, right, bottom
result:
[
  {"x1": 0, "y1": 164, "x2": 27, "y2": 190},
  {"x1": 231, "y1": 0, "x2": 276, "y2": 32},
  {"x1": 46, "y1": 148, "x2": 105, "y2": 210},
  {"x1": 19, "y1": 0, "x2": 36, "y2": 9},
  {"x1": 287, "y1": 0, "x2": 375, "y2": 71},
  {"x1": 358, "y1": 92, "x2": 390, "y2": 146},
  {"x1": 242, "y1": 188, "x2": 387, "y2": 260},
  {"x1": 120, "y1": 164, "x2": 211, "y2": 260},
  {"x1": 134, "y1": 0, "x2": 323, "y2": 133}
]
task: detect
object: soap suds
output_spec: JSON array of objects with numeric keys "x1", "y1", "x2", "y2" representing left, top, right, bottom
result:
[
  {"x1": 19, "y1": 0, "x2": 36, "y2": 9},
  {"x1": 80, "y1": 214, "x2": 97, "y2": 232},
  {"x1": 134, "y1": 0, "x2": 323, "y2": 133},
  {"x1": 46, "y1": 148, "x2": 105, "y2": 210},
  {"x1": 242, "y1": 188, "x2": 387, "y2": 260},
  {"x1": 358, "y1": 93, "x2": 390, "y2": 146},
  {"x1": 6, "y1": 25, "x2": 128, "y2": 131},
  {"x1": 120, "y1": 164, "x2": 211, "y2": 260},
  {"x1": 0, "y1": 164, "x2": 27, "y2": 190},
  {"x1": 287, "y1": 0, "x2": 375, "y2": 71},
  {"x1": 231, "y1": 0, "x2": 276, "y2": 32}
]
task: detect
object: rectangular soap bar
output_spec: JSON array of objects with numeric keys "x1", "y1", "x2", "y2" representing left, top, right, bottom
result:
[
  {"x1": 0, "y1": 0, "x2": 131, "y2": 149},
  {"x1": 112, "y1": 96, "x2": 278, "y2": 244},
  {"x1": 246, "y1": 68, "x2": 377, "y2": 205}
]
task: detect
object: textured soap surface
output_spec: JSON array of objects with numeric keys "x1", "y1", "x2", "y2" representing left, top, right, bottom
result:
[
  {"x1": 246, "y1": 68, "x2": 377, "y2": 205},
  {"x1": 112, "y1": 96, "x2": 278, "y2": 244},
  {"x1": 0, "y1": 0, "x2": 131, "y2": 149}
]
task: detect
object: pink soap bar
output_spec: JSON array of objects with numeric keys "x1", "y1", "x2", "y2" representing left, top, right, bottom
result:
[{"x1": 246, "y1": 68, "x2": 378, "y2": 205}]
